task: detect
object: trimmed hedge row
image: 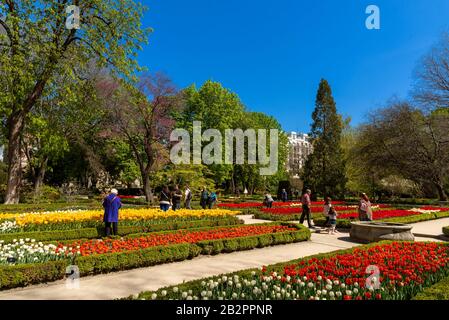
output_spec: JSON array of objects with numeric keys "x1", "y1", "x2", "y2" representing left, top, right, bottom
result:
[
  {"x1": 0, "y1": 217, "x2": 243, "y2": 243},
  {"x1": 0, "y1": 223, "x2": 310, "y2": 290},
  {"x1": 443, "y1": 226, "x2": 449, "y2": 237},
  {"x1": 413, "y1": 276, "x2": 449, "y2": 300}
]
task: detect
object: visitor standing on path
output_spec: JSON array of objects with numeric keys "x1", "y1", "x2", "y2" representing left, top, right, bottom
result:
[
  {"x1": 208, "y1": 191, "x2": 218, "y2": 209},
  {"x1": 281, "y1": 189, "x2": 288, "y2": 202},
  {"x1": 200, "y1": 187, "x2": 209, "y2": 209},
  {"x1": 300, "y1": 189, "x2": 313, "y2": 228},
  {"x1": 184, "y1": 185, "x2": 192, "y2": 209},
  {"x1": 323, "y1": 197, "x2": 339, "y2": 235},
  {"x1": 159, "y1": 186, "x2": 171, "y2": 212},
  {"x1": 358, "y1": 193, "x2": 373, "y2": 221},
  {"x1": 102, "y1": 188, "x2": 122, "y2": 236},
  {"x1": 172, "y1": 184, "x2": 183, "y2": 211}
]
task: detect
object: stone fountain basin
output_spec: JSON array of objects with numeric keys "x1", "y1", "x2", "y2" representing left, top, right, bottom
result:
[{"x1": 349, "y1": 221, "x2": 414, "y2": 243}]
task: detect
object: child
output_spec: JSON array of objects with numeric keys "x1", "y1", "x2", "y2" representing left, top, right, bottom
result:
[{"x1": 323, "y1": 197, "x2": 339, "y2": 235}]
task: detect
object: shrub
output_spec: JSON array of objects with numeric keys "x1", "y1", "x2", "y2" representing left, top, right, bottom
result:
[
  {"x1": 443, "y1": 226, "x2": 449, "y2": 237},
  {"x1": 413, "y1": 276, "x2": 449, "y2": 300}
]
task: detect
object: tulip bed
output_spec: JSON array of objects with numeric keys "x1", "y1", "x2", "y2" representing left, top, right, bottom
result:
[
  {"x1": 132, "y1": 241, "x2": 449, "y2": 301},
  {"x1": 0, "y1": 222, "x2": 311, "y2": 290},
  {"x1": 0, "y1": 208, "x2": 239, "y2": 233},
  {"x1": 254, "y1": 206, "x2": 449, "y2": 227}
]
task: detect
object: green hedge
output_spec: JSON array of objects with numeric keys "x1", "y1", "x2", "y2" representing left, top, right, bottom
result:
[
  {"x1": 413, "y1": 276, "x2": 449, "y2": 300},
  {"x1": 0, "y1": 217, "x2": 243, "y2": 244},
  {"x1": 443, "y1": 226, "x2": 449, "y2": 237},
  {"x1": 0, "y1": 223, "x2": 310, "y2": 290}
]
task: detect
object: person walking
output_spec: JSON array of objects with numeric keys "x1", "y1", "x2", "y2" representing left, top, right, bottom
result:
[
  {"x1": 102, "y1": 188, "x2": 122, "y2": 236},
  {"x1": 358, "y1": 193, "x2": 373, "y2": 221},
  {"x1": 300, "y1": 189, "x2": 313, "y2": 228},
  {"x1": 159, "y1": 186, "x2": 171, "y2": 212},
  {"x1": 264, "y1": 192, "x2": 274, "y2": 208},
  {"x1": 172, "y1": 184, "x2": 183, "y2": 211},
  {"x1": 200, "y1": 187, "x2": 209, "y2": 209},
  {"x1": 281, "y1": 189, "x2": 288, "y2": 202},
  {"x1": 208, "y1": 191, "x2": 218, "y2": 209},
  {"x1": 184, "y1": 185, "x2": 192, "y2": 209}
]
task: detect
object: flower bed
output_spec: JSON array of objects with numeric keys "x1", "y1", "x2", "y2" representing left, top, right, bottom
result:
[
  {"x1": 133, "y1": 241, "x2": 449, "y2": 300},
  {"x1": 61, "y1": 224, "x2": 297, "y2": 257},
  {"x1": 0, "y1": 216, "x2": 243, "y2": 244},
  {"x1": 0, "y1": 209, "x2": 239, "y2": 232},
  {"x1": 0, "y1": 223, "x2": 311, "y2": 290}
]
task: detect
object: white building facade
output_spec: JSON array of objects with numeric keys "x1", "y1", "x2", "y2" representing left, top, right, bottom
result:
[{"x1": 286, "y1": 132, "x2": 313, "y2": 178}]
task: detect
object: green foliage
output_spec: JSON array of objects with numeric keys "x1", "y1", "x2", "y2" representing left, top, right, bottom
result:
[
  {"x1": 443, "y1": 226, "x2": 449, "y2": 236},
  {"x1": 413, "y1": 276, "x2": 449, "y2": 300},
  {"x1": 302, "y1": 79, "x2": 346, "y2": 198}
]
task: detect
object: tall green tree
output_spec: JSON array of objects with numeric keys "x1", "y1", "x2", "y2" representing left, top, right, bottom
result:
[
  {"x1": 302, "y1": 79, "x2": 346, "y2": 198},
  {"x1": 0, "y1": 0, "x2": 149, "y2": 203}
]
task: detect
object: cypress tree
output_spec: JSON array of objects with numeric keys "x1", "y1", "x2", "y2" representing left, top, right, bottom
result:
[{"x1": 302, "y1": 79, "x2": 347, "y2": 198}]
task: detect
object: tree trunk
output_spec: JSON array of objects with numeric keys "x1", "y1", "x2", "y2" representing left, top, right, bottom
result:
[
  {"x1": 435, "y1": 182, "x2": 448, "y2": 201},
  {"x1": 4, "y1": 111, "x2": 25, "y2": 204},
  {"x1": 34, "y1": 157, "x2": 48, "y2": 196},
  {"x1": 142, "y1": 172, "x2": 154, "y2": 204}
]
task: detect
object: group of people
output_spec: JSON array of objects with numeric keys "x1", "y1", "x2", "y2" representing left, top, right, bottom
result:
[
  {"x1": 159, "y1": 185, "x2": 218, "y2": 212},
  {"x1": 101, "y1": 186, "x2": 374, "y2": 237},
  {"x1": 263, "y1": 188, "x2": 374, "y2": 235}
]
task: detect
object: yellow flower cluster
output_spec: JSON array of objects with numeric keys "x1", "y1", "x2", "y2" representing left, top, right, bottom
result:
[{"x1": 0, "y1": 208, "x2": 240, "y2": 226}]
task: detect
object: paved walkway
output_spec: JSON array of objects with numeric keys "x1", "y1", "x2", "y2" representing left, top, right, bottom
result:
[
  {"x1": 409, "y1": 217, "x2": 449, "y2": 239},
  {"x1": 0, "y1": 215, "x2": 447, "y2": 300}
]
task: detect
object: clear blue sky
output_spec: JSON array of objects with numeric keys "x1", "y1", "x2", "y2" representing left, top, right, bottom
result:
[{"x1": 138, "y1": 0, "x2": 449, "y2": 133}]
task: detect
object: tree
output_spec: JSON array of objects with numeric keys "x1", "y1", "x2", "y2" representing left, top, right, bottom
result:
[
  {"x1": 176, "y1": 81, "x2": 246, "y2": 189},
  {"x1": 302, "y1": 79, "x2": 346, "y2": 198},
  {"x1": 0, "y1": 0, "x2": 149, "y2": 203},
  {"x1": 101, "y1": 73, "x2": 180, "y2": 203},
  {"x1": 413, "y1": 33, "x2": 449, "y2": 110},
  {"x1": 355, "y1": 102, "x2": 449, "y2": 201}
]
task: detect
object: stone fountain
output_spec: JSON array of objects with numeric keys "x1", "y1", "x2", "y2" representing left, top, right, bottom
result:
[{"x1": 349, "y1": 221, "x2": 414, "y2": 243}]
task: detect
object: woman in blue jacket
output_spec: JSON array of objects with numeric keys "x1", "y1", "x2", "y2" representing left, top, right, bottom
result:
[{"x1": 102, "y1": 188, "x2": 122, "y2": 236}]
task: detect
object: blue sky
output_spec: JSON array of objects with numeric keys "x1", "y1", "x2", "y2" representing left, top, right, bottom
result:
[{"x1": 138, "y1": 0, "x2": 449, "y2": 133}]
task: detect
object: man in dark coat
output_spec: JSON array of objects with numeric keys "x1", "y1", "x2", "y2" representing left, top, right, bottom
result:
[{"x1": 102, "y1": 188, "x2": 122, "y2": 236}]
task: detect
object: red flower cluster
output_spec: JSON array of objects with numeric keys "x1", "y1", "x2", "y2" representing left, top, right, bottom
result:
[
  {"x1": 219, "y1": 201, "x2": 302, "y2": 208},
  {"x1": 118, "y1": 195, "x2": 140, "y2": 199},
  {"x1": 279, "y1": 242, "x2": 449, "y2": 300},
  {"x1": 338, "y1": 209, "x2": 421, "y2": 220},
  {"x1": 60, "y1": 225, "x2": 296, "y2": 256}
]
